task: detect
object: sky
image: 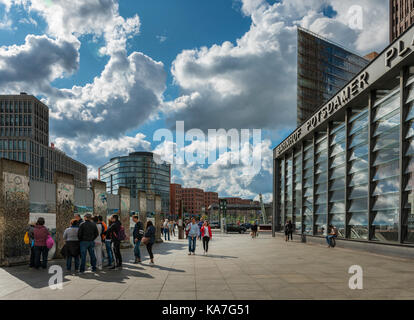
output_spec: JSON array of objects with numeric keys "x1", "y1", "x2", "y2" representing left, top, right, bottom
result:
[{"x1": 0, "y1": 0, "x2": 389, "y2": 202}]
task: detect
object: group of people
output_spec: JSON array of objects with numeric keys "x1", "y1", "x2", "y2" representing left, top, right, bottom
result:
[
  {"x1": 283, "y1": 220, "x2": 338, "y2": 247},
  {"x1": 184, "y1": 217, "x2": 212, "y2": 256},
  {"x1": 27, "y1": 213, "x2": 156, "y2": 273},
  {"x1": 161, "y1": 219, "x2": 177, "y2": 241}
]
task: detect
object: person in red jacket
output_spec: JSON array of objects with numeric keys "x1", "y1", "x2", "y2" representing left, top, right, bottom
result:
[
  {"x1": 200, "y1": 221, "x2": 212, "y2": 256},
  {"x1": 33, "y1": 217, "x2": 50, "y2": 269}
]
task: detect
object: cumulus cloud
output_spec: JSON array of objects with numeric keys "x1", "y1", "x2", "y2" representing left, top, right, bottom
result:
[{"x1": 164, "y1": 0, "x2": 388, "y2": 133}]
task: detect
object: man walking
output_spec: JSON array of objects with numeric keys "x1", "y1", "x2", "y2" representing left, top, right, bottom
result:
[
  {"x1": 186, "y1": 217, "x2": 200, "y2": 255},
  {"x1": 77, "y1": 214, "x2": 98, "y2": 273},
  {"x1": 163, "y1": 219, "x2": 170, "y2": 241},
  {"x1": 132, "y1": 215, "x2": 144, "y2": 263}
]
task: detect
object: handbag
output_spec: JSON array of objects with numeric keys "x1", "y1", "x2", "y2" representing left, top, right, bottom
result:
[
  {"x1": 60, "y1": 244, "x2": 68, "y2": 258},
  {"x1": 142, "y1": 237, "x2": 150, "y2": 245},
  {"x1": 46, "y1": 235, "x2": 54, "y2": 249}
]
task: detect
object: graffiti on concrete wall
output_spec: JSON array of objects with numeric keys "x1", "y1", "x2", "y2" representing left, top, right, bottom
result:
[
  {"x1": 2, "y1": 172, "x2": 30, "y2": 262},
  {"x1": 56, "y1": 182, "x2": 74, "y2": 211},
  {"x1": 3, "y1": 172, "x2": 29, "y2": 202}
]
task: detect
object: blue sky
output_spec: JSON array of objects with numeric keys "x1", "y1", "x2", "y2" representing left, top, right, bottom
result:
[{"x1": 0, "y1": 0, "x2": 389, "y2": 201}]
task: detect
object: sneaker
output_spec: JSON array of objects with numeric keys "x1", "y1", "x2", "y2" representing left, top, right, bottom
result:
[
  {"x1": 109, "y1": 265, "x2": 117, "y2": 270},
  {"x1": 188, "y1": 252, "x2": 192, "y2": 255},
  {"x1": 134, "y1": 258, "x2": 139, "y2": 264}
]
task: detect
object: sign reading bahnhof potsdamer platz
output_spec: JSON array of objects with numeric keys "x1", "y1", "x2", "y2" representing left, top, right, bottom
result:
[{"x1": 273, "y1": 23, "x2": 414, "y2": 245}]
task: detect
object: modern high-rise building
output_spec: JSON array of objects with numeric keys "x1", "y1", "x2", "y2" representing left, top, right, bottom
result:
[
  {"x1": 99, "y1": 151, "x2": 171, "y2": 214},
  {"x1": 0, "y1": 93, "x2": 87, "y2": 188},
  {"x1": 390, "y1": 0, "x2": 414, "y2": 42},
  {"x1": 297, "y1": 27, "x2": 370, "y2": 125}
]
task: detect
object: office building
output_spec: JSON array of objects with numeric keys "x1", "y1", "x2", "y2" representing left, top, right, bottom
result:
[
  {"x1": 390, "y1": 0, "x2": 414, "y2": 42},
  {"x1": 182, "y1": 188, "x2": 205, "y2": 216},
  {"x1": 273, "y1": 24, "x2": 414, "y2": 245},
  {"x1": 0, "y1": 94, "x2": 87, "y2": 188},
  {"x1": 99, "y1": 151, "x2": 171, "y2": 214},
  {"x1": 170, "y1": 183, "x2": 182, "y2": 218},
  {"x1": 204, "y1": 191, "x2": 219, "y2": 211},
  {"x1": 297, "y1": 27, "x2": 370, "y2": 125}
]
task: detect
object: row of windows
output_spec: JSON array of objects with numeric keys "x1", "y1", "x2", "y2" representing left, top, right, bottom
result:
[
  {"x1": 0, "y1": 139, "x2": 27, "y2": 151},
  {"x1": 279, "y1": 80, "x2": 414, "y2": 244},
  {"x1": 0, "y1": 127, "x2": 32, "y2": 137},
  {"x1": 0, "y1": 100, "x2": 33, "y2": 113}
]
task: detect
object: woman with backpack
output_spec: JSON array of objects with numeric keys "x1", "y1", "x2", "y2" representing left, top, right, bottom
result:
[
  {"x1": 143, "y1": 220, "x2": 156, "y2": 265},
  {"x1": 63, "y1": 219, "x2": 81, "y2": 272},
  {"x1": 106, "y1": 214, "x2": 123, "y2": 269},
  {"x1": 33, "y1": 217, "x2": 50, "y2": 269}
]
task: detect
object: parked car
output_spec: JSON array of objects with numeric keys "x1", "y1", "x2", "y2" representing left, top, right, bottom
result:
[
  {"x1": 226, "y1": 223, "x2": 247, "y2": 233},
  {"x1": 210, "y1": 221, "x2": 220, "y2": 229},
  {"x1": 242, "y1": 223, "x2": 252, "y2": 230}
]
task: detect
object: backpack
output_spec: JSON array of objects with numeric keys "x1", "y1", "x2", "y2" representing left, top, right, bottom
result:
[
  {"x1": 24, "y1": 232, "x2": 30, "y2": 245},
  {"x1": 117, "y1": 226, "x2": 126, "y2": 241}
]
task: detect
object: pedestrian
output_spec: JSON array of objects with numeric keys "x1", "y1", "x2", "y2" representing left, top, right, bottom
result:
[
  {"x1": 186, "y1": 217, "x2": 200, "y2": 255},
  {"x1": 63, "y1": 219, "x2": 80, "y2": 272},
  {"x1": 106, "y1": 214, "x2": 123, "y2": 269},
  {"x1": 201, "y1": 220, "x2": 212, "y2": 256},
  {"x1": 287, "y1": 220, "x2": 294, "y2": 241},
  {"x1": 168, "y1": 220, "x2": 174, "y2": 237},
  {"x1": 74, "y1": 213, "x2": 84, "y2": 224},
  {"x1": 103, "y1": 218, "x2": 113, "y2": 267},
  {"x1": 77, "y1": 213, "x2": 98, "y2": 273},
  {"x1": 284, "y1": 220, "x2": 292, "y2": 242},
  {"x1": 171, "y1": 220, "x2": 176, "y2": 237},
  {"x1": 93, "y1": 216, "x2": 104, "y2": 270},
  {"x1": 143, "y1": 220, "x2": 156, "y2": 265},
  {"x1": 97, "y1": 216, "x2": 109, "y2": 267},
  {"x1": 198, "y1": 217, "x2": 204, "y2": 240},
  {"x1": 251, "y1": 221, "x2": 258, "y2": 238},
  {"x1": 33, "y1": 217, "x2": 50, "y2": 269},
  {"x1": 27, "y1": 221, "x2": 35, "y2": 268},
  {"x1": 132, "y1": 215, "x2": 144, "y2": 263},
  {"x1": 163, "y1": 219, "x2": 170, "y2": 241},
  {"x1": 185, "y1": 220, "x2": 190, "y2": 239}
]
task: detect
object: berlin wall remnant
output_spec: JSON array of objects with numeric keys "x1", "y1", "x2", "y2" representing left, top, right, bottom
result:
[
  {"x1": 0, "y1": 159, "x2": 30, "y2": 266},
  {"x1": 119, "y1": 187, "x2": 131, "y2": 246},
  {"x1": 155, "y1": 194, "x2": 163, "y2": 243},
  {"x1": 92, "y1": 180, "x2": 107, "y2": 222},
  {"x1": 138, "y1": 190, "x2": 147, "y2": 229},
  {"x1": 55, "y1": 172, "x2": 75, "y2": 258}
]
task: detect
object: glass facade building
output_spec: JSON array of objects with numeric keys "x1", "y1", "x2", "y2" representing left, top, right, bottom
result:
[
  {"x1": 99, "y1": 152, "x2": 171, "y2": 214},
  {"x1": 274, "y1": 25, "x2": 414, "y2": 245},
  {"x1": 297, "y1": 27, "x2": 370, "y2": 125}
]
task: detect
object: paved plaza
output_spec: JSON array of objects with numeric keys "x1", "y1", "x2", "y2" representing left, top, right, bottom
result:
[{"x1": 0, "y1": 232, "x2": 414, "y2": 300}]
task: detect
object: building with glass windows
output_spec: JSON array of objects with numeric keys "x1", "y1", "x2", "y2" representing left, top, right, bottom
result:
[
  {"x1": 0, "y1": 93, "x2": 87, "y2": 188},
  {"x1": 273, "y1": 25, "x2": 414, "y2": 246},
  {"x1": 99, "y1": 152, "x2": 171, "y2": 214},
  {"x1": 297, "y1": 27, "x2": 371, "y2": 126}
]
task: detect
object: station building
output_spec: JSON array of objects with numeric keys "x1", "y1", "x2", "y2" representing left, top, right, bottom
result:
[{"x1": 273, "y1": 25, "x2": 414, "y2": 246}]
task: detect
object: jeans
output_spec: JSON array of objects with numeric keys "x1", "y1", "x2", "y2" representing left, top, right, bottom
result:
[
  {"x1": 188, "y1": 236, "x2": 196, "y2": 253},
  {"x1": 29, "y1": 246, "x2": 35, "y2": 267},
  {"x1": 202, "y1": 236, "x2": 210, "y2": 252},
  {"x1": 112, "y1": 240, "x2": 122, "y2": 266},
  {"x1": 164, "y1": 228, "x2": 170, "y2": 241},
  {"x1": 105, "y1": 240, "x2": 113, "y2": 266},
  {"x1": 34, "y1": 246, "x2": 48, "y2": 269},
  {"x1": 94, "y1": 242, "x2": 103, "y2": 269},
  {"x1": 134, "y1": 239, "x2": 142, "y2": 259},
  {"x1": 79, "y1": 241, "x2": 97, "y2": 272},
  {"x1": 66, "y1": 255, "x2": 80, "y2": 271},
  {"x1": 147, "y1": 243, "x2": 154, "y2": 260},
  {"x1": 326, "y1": 235, "x2": 336, "y2": 246}
]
